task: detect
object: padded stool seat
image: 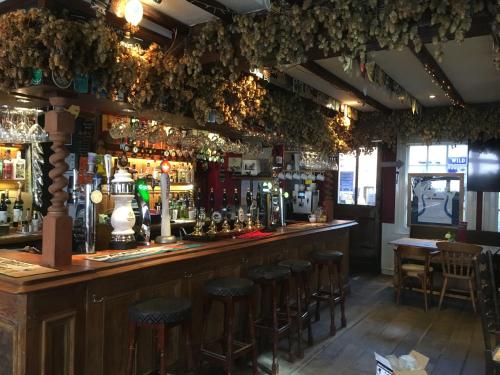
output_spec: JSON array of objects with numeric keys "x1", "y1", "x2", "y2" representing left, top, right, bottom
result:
[
  {"x1": 129, "y1": 297, "x2": 191, "y2": 325},
  {"x1": 248, "y1": 265, "x2": 291, "y2": 281},
  {"x1": 311, "y1": 250, "x2": 343, "y2": 262},
  {"x1": 127, "y1": 297, "x2": 193, "y2": 375},
  {"x1": 278, "y1": 259, "x2": 312, "y2": 273},
  {"x1": 203, "y1": 277, "x2": 254, "y2": 297}
]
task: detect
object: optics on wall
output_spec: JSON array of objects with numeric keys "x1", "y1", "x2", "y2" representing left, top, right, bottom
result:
[
  {"x1": 429, "y1": 94, "x2": 436, "y2": 99},
  {"x1": 125, "y1": 0, "x2": 143, "y2": 26}
]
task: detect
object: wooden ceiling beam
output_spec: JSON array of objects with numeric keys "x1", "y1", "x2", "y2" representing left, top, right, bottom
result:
[
  {"x1": 411, "y1": 45, "x2": 465, "y2": 107},
  {"x1": 301, "y1": 61, "x2": 392, "y2": 114},
  {"x1": 184, "y1": 0, "x2": 234, "y2": 24}
]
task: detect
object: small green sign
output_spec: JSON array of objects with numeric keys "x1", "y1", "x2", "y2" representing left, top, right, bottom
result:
[{"x1": 31, "y1": 68, "x2": 43, "y2": 85}]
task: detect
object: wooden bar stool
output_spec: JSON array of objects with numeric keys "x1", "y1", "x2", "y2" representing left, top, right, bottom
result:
[
  {"x1": 310, "y1": 250, "x2": 346, "y2": 336},
  {"x1": 278, "y1": 259, "x2": 313, "y2": 358},
  {"x1": 248, "y1": 265, "x2": 293, "y2": 375},
  {"x1": 201, "y1": 277, "x2": 258, "y2": 375},
  {"x1": 127, "y1": 297, "x2": 193, "y2": 375}
]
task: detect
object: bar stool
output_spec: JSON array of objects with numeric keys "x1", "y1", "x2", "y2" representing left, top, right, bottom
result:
[
  {"x1": 278, "y1": 259, "x2": 313, "y2": 358},
  {"x1": 310, "y1": 250, "x2": 346, "y2": 336},
  {"x1": 201, "y1": 277, "x2": 258, "y2": 375},
  {"x1": 127, "y1": 297, "x2": 193, "y2": 375},
  {"x1": 248, "y1": 265, "x2": 293, "y2": 375}
]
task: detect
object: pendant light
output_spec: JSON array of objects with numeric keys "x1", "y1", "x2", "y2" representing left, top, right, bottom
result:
[{"x1": 124, "y1": 0, "x2": 143, "y2": 26}]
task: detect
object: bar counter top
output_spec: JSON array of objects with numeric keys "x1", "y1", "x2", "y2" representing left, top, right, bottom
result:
[{"x1": 0, "y1": 220, "x2": 357, "y2": 294}]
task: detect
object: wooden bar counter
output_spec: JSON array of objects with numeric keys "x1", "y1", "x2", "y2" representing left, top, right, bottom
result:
[{"x1": 0, "y1": 220, "x2": 356, "y2": 375}]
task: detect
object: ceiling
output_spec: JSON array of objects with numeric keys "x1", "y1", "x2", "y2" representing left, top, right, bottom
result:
[
  {"x1": 138, "y1": 0, "x2": 499, "y2": 113},
  {"x1": 2, "y1": 0, "x2": 496, "y2": 114}
]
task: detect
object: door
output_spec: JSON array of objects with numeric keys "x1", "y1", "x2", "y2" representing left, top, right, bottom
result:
[{"x1": 334, "y1": 148, "x2": 381, "y2": 273}]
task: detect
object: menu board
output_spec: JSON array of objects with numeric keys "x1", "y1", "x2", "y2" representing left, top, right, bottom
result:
[{"x1": 0, "y1": 257, "x2": 58, "y2": 278}]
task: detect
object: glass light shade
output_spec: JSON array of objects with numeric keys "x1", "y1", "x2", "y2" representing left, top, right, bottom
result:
[{"x1": 125, "y1": 0, "x2": 143, "y2": 26}]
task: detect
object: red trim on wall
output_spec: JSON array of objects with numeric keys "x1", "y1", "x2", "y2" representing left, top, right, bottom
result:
[{"x1": 380, "y1": 146, "x2": 396, "y2": 224}]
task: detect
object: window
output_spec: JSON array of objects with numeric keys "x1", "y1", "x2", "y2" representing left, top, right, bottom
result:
[
  {"x1": 338, "y1": 148, "x2": 378, "y2": 206},
  {"x1": 407, "y1": 144, "x2": 468, "y2": 174}
]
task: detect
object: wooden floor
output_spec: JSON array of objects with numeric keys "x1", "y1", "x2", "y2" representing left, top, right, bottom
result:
[{"x1": 201, "y1": 274, "x2": 485, "y2": 375}]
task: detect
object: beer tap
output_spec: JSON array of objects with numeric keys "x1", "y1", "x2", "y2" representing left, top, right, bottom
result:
[
  {"x1": 221, "y1": 189, "x2": 231, "y2": 233},
  {"x1": 255, "y1": 183, "x2": 263, "y2": 228},
  {"x1": 233, "y1": 188, "x2": 243, "y2": 232},
  {"x1": 207, "y1": 187, "x2": 217, "y2": 235},
  {"x1": 104, "y1": 154, "x2": 112, "y2": 196},
  {"x1": 192, "y1": 188, "x2": 204, "y2": 236},
  {"x1": 245, "y1": 187, "x2": 254, "y2": 230},
  {"x1": 155, "y1": 160, "x2": 176, "y2": 244}
]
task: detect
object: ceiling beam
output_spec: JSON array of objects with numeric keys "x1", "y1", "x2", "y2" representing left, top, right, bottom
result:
[
  {"x1": 184, "y1": 0, "x2": 234, "y2": 24},
  {"x1": 411, "y1": 45, "x2": 465, "y2": 107},
  {"x1": 301, "y1": 61, "x2": 392, "y2": 114}
]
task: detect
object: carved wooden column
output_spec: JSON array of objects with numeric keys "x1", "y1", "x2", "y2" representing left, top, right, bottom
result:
[
  {"x1": 41, "y1": 97, "x2": 75, "y2": 267},
  {"x1": 323, "y1": 170, "x2": 335, "y2": 221}
]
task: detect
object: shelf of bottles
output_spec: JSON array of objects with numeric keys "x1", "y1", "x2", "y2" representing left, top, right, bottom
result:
[{"x1": 0, "y1": 144, "x2": 40, "y2": 234}]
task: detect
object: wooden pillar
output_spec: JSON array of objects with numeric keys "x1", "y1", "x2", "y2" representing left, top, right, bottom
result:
[
  {"x1": 323, "y1": 170, "x2": 335, "y2": 221},
  {"x1": 41, "y1": 97, "x2": 75, "y2": 267}
]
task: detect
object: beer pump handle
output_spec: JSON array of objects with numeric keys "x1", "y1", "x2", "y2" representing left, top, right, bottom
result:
[
  {"x1": 72, "y1": 169, "x2": 79, "y2": 203},
  {"x1": 160, "y1": 173, "x2": 171, "y2": 238},
  {"x1": 104, "y1": 154, "x2": 112, "y2": 195}
]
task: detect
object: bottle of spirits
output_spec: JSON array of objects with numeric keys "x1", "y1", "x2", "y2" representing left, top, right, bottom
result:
[
  {"x1": 0, "y1": 193, "x2": 7, "y2": 224},
  {"x1": 21, "y1": 208, "x2": 30, "y2": 233},
  {"x1": 13, "y1": 151, "x2": 26, "y2": 180},
  {"x1": 12, "y1": 185, "x2": 23, "y2": 228}
]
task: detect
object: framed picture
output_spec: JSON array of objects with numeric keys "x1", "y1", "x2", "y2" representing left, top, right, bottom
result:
[
  {"x1": 407, "y1": 173, "x2": 464, "y2": 227},
  {"x1": 227, "y1": 157, "x2": 242, "y2": 173}
]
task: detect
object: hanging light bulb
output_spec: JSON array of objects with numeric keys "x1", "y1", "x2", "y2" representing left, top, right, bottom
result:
[{"x1": 124, "y1": 0, "x2": 143, "y2": 26}]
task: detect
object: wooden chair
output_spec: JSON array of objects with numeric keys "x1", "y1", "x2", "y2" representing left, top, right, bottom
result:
[
  {"x1": 394, "y1": 245, "x2": 437, "y2": 311},
  {"x1": 436, "y1": 241, "x2": 482, "y2": 312},
  {"x1": 475, "y1": 251, "x2": 500, "y2": 375}
]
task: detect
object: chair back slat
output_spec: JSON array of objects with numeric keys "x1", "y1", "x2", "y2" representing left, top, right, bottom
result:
[
  {"x1": 436, "y1": 241, "x2": 482, "y2": 279},
  {"x1": 475, "y1": 251, "x2": 499, "y2": 355}
]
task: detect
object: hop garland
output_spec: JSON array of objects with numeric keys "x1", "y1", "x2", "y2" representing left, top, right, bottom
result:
[{"x1": 0, "y1": 5, "x2": 497, "y2": 158}]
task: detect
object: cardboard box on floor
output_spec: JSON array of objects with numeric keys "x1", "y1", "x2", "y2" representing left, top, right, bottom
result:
[{"x1": 375, "y1": 351, "x2": 429, "y2": 375}]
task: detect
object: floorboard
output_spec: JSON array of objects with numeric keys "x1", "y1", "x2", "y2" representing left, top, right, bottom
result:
[{"x1": 199, "y1": 274, "x2": 484, "y2": 374}]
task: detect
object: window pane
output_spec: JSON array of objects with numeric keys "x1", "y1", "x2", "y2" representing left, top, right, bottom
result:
[
  {"x1": 338, "y1": 152, "x2": 356, "y2": 204},
  {"x1": 408, "y1": 145, "x2": 427, "y2": 172},
  {"x1": 428, "y1": 145, "x2": 447, "y2": 167},
  {"x1": 357, "y1": 148, "x2": 378, "y2": 206}
]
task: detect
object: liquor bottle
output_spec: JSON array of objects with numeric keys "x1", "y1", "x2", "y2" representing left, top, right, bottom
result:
[
  {"x1": 12, "y1": 186, "x2": 23, "y2": 228},
  {"x1": 246, "y1": 188, "x2": 252, "y2": 213},
  {"x1": 2, "y1": 149, "x2": 13, "y2": 179},
  {"x1": 21, "y1": 208, "x2": 30, "y2": 233},
  {"x1": 13, "y1": 151, "x2": 26, "y2": 180},
  {"x1": 31, "y1": 210, "x2": 41, "y2": 232},
  {"x1": 0, "y1": 193, "x2": 7, "y2": 224}
]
